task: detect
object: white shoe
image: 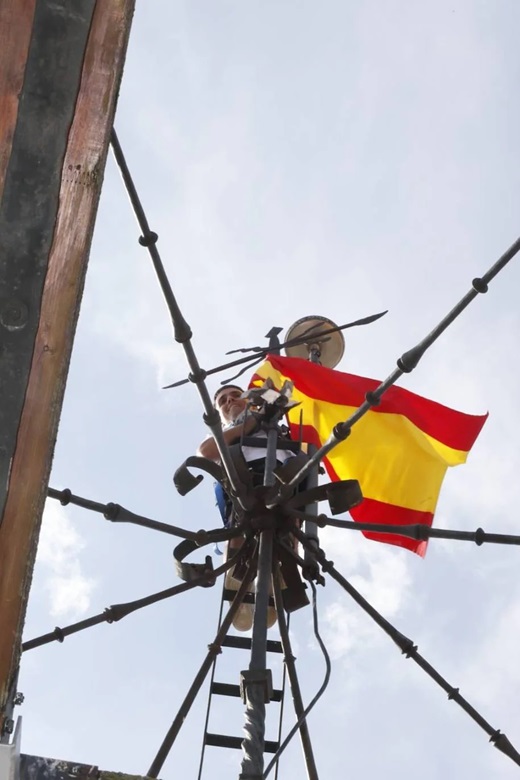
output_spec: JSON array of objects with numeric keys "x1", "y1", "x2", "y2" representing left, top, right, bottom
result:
[
  {"x1": 225, "y1": 567, "x2": 254, "y2": 632},
  {"x1": 260, "y1": 574, "x2": 277, "y2": 629}
]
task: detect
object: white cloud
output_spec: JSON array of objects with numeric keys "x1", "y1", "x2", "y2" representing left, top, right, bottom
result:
[
  {"x1": 36, "y1": 502, "x2": 96, "y2": 619},
  {"x1": 319, "y1": 525, "x2": 412, "y2": 661},
  {"x1": 462, "y1": 589, "x2": 520, "y2": 713}
]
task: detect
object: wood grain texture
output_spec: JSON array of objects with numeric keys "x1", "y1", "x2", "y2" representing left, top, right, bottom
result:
[
  {"x1": 0, "y1": 0, "x2": 36, "y2": 201},
  {"x1": 0, "y1": 0, "x2": 135, "y2": 722}
]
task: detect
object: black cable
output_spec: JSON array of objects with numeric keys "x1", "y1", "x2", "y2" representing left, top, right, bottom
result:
[{"x1": 263, "y1": 582, "x2": 331, "y2": 778}]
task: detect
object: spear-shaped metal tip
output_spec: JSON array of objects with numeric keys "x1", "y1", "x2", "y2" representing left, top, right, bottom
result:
[{"x1": 491, "y1": 731, "x2": 520, "y2": 767}]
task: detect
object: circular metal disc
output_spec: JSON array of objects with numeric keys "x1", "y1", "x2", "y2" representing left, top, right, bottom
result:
[{"x1": 284, "y1": 315, "x2": 345, "y2": 368}]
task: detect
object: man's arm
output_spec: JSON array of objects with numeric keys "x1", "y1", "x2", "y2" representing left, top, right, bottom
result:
[{"x1": 197, "y1": 415, "x2": 258, "y2": 462}]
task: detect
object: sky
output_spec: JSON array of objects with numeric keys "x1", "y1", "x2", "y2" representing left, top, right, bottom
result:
[{"x1": 15, "y1": 1, "x2": 520, "y2": 778}]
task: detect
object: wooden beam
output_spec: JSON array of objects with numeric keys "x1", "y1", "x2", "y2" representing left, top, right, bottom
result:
[
  {"x1": 0, "y1": 0, "x2": 36, "y2": 200},
  {"x1": 0, "y1": 0, "x2": 135, "y2": 727}
]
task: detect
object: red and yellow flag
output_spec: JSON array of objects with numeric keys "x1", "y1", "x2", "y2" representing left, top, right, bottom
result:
[{"x1": 251, "y1": 354, "x2": 487, "y2": 556}]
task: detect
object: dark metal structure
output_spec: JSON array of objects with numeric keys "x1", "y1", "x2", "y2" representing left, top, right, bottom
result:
[
  {"x1": 1, "y1": 6, "x2": 520, "y2": 779},
  {"x1": 16, "y1": 129, "x2": 520, "y2": 779}
]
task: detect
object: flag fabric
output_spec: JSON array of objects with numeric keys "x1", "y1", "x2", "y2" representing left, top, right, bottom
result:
[{"x1": 251, "y1": 354, "x2": 487, "y2": 556}]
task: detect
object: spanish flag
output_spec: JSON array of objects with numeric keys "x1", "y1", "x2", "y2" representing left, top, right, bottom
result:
[{"x1": 251, "y1": 355, "x2": 487, "y2": 556}]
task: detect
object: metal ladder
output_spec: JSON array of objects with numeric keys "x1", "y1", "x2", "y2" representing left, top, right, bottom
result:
[{"x1": 196, "y1": 580, "x2": 288, "y2": 780}]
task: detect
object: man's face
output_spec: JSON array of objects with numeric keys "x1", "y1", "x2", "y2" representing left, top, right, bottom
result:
[{"x1": 215, "y1": 387, "x2": 246, "y2": 424}]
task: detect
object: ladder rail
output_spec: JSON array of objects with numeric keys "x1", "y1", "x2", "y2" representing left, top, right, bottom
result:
[
  {"x1": 147, "y1": 546, "x2": 258, "y2": 778},
  {"x1": 264, "y1": 581, "x2": 330, "y2": 779},
  {"x1": 196, "y1": 574, "x2": 227, "y2": 780},
  {"x1": 197, "y1": 555, "x2": 289, "y2": 779},
  {"x1": 272, "y1": 611, "x2": 289, "y2": 780}
]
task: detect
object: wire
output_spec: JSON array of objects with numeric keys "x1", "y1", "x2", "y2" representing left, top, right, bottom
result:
[{"x1": 263, "y1": 582, "x2": 331, "y2": 778}]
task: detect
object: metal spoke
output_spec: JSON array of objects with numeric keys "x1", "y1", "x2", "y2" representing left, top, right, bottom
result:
[
  {"x1": 22, "y1": 541, "x2": 252, "y2": 652},
  {"x1": 47, "y1": 486, "x2": 243, "y2": 543},
  {"x1": 110, "y1": 128, "x2": 250, "y2": 508},
  {"x1": 288, "y1": 508, "x2": 520, "y2": 547},
  {"x1": 295, "y1": 529, "x2": 520, "y2": 768},
  {"x1": 269, "y1": 236, "x2": 520, "y2": 500},
  {"x1": 165, "y1": 311, "x2": 388, "y2": 389}
]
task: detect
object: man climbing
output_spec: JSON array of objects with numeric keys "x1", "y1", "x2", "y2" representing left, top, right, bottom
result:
[
  {"x1": 198, "y1": 384, "x2": 295, "y2": 469},
  {"x1": 197, "y1": 383, "x2": 296, "y2": 631}
]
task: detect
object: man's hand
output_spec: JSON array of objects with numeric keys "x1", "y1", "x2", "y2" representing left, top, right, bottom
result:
[{"x1": 196, "y1": 412, "x2": 260, "y2": 462}]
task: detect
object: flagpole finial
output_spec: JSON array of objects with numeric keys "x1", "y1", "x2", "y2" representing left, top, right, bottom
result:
[{"x1": 284, "y1": 315, "x2": 345, "y2": 368}]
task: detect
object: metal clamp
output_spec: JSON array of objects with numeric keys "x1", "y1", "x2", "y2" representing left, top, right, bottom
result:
[{"x1": 240, "y1": 669, "x2": 273, "y2": 704}]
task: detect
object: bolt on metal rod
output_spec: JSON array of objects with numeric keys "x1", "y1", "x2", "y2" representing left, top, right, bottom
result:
[
  {"x1": 288, "y1": 508, "x2": 520, "y2": 547},
  {"x1": 271, "y1": 236, "x2": 520, "y2": 500},
  {"x1": 239, "y1": 426, "x2": 278, "y2": 780},
  {"x1": 22, "y1": 543, "x2": 250, "y2": 652},
  {"x1": 110, "y1": 128, "x2": 248, "y2": 507},
  {"x1": 48, "y1": 485, "x2": 244, "y2": 545},
  {"x1": 48, "y1": 486, "x2": 198, "y2": 541},
  {"x1": 295, "y1": 530, "x2": 520, "y2": 769}
]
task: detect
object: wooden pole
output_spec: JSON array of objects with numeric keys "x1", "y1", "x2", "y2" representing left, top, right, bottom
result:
[{"x1": 0, "y1": 0, "x2": 135, "y2": 730}]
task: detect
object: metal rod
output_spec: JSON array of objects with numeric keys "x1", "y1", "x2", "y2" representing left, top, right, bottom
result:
[
  {"x1": 296, "y1": 530, "x2": 520, "y2": 769},
  {"x1": 288, "y1": 508, "x2": 520, "y2": 547},
  {"x1": 300, "y1": 333, "x2": 323, "y2": 566},
  {"x1": 272, "y1": 611, "x2": 289, "y2": 780},
  {"x1": 272, "y1": 570, "x2": 319, "y2": 780},
  {"x1": 239, "y1": 427, "x2": 278, "y2": 779},
  {"x1": 48, "y1": 486, "x2": 198, "y2": 541},
  {"x1": 147, "y1": 555, "x2": 258, "y2": 779},
  {"x1": 164, "y1": 311, "x2": 388, "y2": 389},
  {"x1": 196, "y1": 577, "x2": 229, "y2": 780},
  {"x1": 48, "y1": 485, "x2": 244, "y2": 545},
  {"x1": 270, "y1": 237, "x2": 520, "y2": 500},
  {"x1": 302, "y1": 448, "x2": 319, "y2": 550},
  {"x1": 110, "y1": 128, "x2": 248, "y2": 508},
  {"x1": 22, "y1": 542, "x2": 250, "y2": 652},
  {"x1": 263, "y1": 582, "x2": 331, "y2": 779}
]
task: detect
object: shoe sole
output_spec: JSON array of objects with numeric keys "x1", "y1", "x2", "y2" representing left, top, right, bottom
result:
[{"x1": 225, "y1": 569, "x2": 254, "y2": 632}]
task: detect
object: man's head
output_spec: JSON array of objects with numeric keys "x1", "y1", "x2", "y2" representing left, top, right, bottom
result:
[{"x1": 214, "y1": 384, "x2": 246, "y2": 424}]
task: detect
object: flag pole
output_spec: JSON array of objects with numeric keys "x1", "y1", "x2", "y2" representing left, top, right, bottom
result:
[
  {"x1": 239, "y1": 424, "x2": 278, "y2": 779},
  {"x1": 283, "y1": 316, "x2": 346, "y2": 571}
]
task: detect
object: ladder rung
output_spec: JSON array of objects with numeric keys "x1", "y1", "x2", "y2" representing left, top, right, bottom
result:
[
  {"x1": 204, "y1": 733, "x2": 279, "y2": 753},
  {"x1": 221, "y1": 635, "x2": 283, "y2": 654},
  {"x1": 223, "y1": 588, "x2": 275, "y2": 606},
  {"x1": 211, "y1": 682, "x2": 241, "y2": 697},
  {"x1": 211, "y1": 681, "x2": 283, "y2": 702}
]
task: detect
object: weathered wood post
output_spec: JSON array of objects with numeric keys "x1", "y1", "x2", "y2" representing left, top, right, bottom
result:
[{"x1": 0, "y1": 0, "x2": 135, "y2": 732}]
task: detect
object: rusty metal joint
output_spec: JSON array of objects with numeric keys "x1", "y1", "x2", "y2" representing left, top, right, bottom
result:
[{"x1": 240, "y1": 668, "x2": 273, "y2": 704}]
